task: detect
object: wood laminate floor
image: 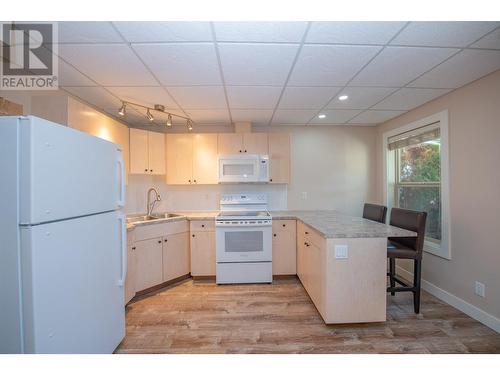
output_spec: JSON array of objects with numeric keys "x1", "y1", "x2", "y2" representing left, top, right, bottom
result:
[{"x1": 116, "y1": 277, "x2": 500, "y2": 354}]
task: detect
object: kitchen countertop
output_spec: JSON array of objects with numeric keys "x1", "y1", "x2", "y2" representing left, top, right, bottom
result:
[{"x1": 127, "y1": 210, "x2": 415, "y2": 239}]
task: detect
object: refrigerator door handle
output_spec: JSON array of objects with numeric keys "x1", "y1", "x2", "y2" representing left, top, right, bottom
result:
[
  {"x1": 116, "y1": 151, "x2": 125, "y2": 208},
  {"x1": 117, "y1": 214, "x2": 127, "y2": 287}
]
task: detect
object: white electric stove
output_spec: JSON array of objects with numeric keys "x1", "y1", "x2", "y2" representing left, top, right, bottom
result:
[{"x1": 215, "y1": 194, "x2": 272, "y2": 284}]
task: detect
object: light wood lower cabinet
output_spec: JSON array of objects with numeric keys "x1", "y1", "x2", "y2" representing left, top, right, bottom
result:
[
  {"x1": 125, "y1": 230, "x2": 136, "y2": 305},
  {"x1": 297, "y1": 221, "x2": 387, "y2": 324},
  {"x1": 190, "y1": 220, "x2": 216, "y2": 276},
  {"x1": 163, "y1": 232, "x2": 190, "y2": 281},
  {"x1": 272, "y1": 220, "x2": 296, "y2": 275},
  {"x1": 134, "y1": 237, "x2": 164, "y2": 291}
]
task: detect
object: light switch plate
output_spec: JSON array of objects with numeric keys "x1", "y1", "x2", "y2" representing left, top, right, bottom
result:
[
  {"x1": 335, "y1": 245, "x2": 348, "y2": 259},
  {"x1": 475, "y1": 281, "x2": 486, "y2": 298}
]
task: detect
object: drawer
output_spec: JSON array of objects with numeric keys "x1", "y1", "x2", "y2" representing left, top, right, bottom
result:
[
  {"x1": 134, "y1": 220, "x2": 188, "y2": 241},
  {"x1": 299, "y1": 221, "x2": 325, "y2": 249},
  {"x1": 190, "y1": 220, "x2": 215, "y2": 232}
]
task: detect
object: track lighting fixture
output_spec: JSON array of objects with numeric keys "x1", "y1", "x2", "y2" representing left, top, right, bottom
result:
[
  {"x1": 118, "y1": 103, "x2": 126, "y2": 116},
  {"x1": 116, "y1": 100, "x2": 193, "y2": 131},
  {"x1": 146, "y1": 109, "x2": 154, "y2": 122}
]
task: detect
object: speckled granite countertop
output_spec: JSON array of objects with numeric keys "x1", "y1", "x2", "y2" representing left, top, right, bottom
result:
[
  {"x1": 270, "y1": 210, "x2": 416, "y2": 238},
  {"x1": 127, "y1": 210, "x2": 415, "y2": 238}
]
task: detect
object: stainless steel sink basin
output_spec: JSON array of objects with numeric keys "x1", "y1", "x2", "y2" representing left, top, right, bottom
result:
[{"x1": 126, "y1": 213, "x2": 183, "y2": 224}]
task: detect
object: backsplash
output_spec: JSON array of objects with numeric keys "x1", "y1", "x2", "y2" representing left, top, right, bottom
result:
[{"x1": 125, "y1": 174, "x2": 288, "y2": 214}]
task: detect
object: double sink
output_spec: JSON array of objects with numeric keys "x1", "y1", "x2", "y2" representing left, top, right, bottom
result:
[{"x1": 126, "y1": 213, "x2": 184, "y2": 225}]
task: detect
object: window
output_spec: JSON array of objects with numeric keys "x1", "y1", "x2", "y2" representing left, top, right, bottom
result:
[{"x1": 383, "y1": 111, "x2": 450, "y2": 259}]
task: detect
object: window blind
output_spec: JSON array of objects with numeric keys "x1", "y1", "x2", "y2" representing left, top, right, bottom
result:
[{"x1": 388, "y1": 122, "x2": 440, "y2": 151}]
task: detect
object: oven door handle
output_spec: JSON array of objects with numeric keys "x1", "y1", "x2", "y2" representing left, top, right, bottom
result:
[{"x1": 216, "y1": 222, "x2": 272, "y2": 227}]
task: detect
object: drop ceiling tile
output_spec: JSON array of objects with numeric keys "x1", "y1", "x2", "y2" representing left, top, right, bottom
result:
[
  {"x1": 218, "y1": 43, "x2": 299, "y2": 85},
  {"x1": 58, "y1": 22, "x2": 123, "y2": 43},
  {"x1": 350, "y1": 46, "x2": 459, "y2": 87},
  {"x1": 185, "y1": 109, "x2": 230, "y2": 123},
  {"x1": 63, "y1": 86, "x2": 122, "y2": 110},
  {"x1": 271, "y1": 109, "x2": 317, "y2": 124},
  {"x1": 58, "y1": 44, "x2": 157, "y2": 86},
  {"x1": 106, "y1": 86, "x2": 180, "y2": 110},
  {"x1": 390, "y1": 22, "x2": 499, "y2": 47},
  {"x1": 327, "y1": 87, "x2": 397, "y2": 109},
  {"x1": 214, "y1": 22, "x2": 308, "y2": 42},
  {"x1": 113, "y1": 22, "x2": 212, "y2": 42},
  {"x1": 230, "y1": 109, "x2": 274, "y2": 124},
  {"x1": 288, "y1": 45, "x2": 381, "y2": 86},
  {"x1": 470, "y1": 27, "x2": 500, "y2": 49},
  {"x1": 132, "y1": 43, "x2": 221, "y2": 85},
  {"x1": 306, "y1": 22, "x2": 406, "y2": 45},
  {"x1": 409, "y1": 49, "x2": 500, "y2": 89},
  {"x1": 57, "y1": 59, "x2": 96, "y2": 86},
  {"x1": 310, "y1": 109, "x2": 362, "y2": 124},
  {"x1": 373, "y1": 88, "x2": 451, "y2": 110},
  {"x1": 167, "y1": 86, "x2": 227, "y2": 109},
  {"x1": 348, "y1": 110, "x2": 405, "y2": 124},
  {"x1": 279, "y1": 86, "x2": 340, "y2": 109},
  {"x1": 226, "y1": 86, "x2": 281, "y2": 109}
]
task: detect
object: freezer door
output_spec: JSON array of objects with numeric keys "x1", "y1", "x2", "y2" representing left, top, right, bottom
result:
[
  {"x1": 18, "y1": 116, "x2": 125, "y2": 224},
  {"x1": 20, "y1": 211, "x2": 126, "y2": 353}
]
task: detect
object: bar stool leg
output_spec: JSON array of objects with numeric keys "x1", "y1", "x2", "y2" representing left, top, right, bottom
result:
[
  {"x1": 413, "y1": 259, "x2": 422, "y2": 314},
  {"x1": 389, "y1": 258, "x2": 396, "y2": 296}
]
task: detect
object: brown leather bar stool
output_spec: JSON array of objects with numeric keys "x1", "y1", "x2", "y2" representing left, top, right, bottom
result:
[
  {"x1": 362, "y1": 203, "x2": 387, "y2": 223},
  {"x1": 387, "y1": 208, "x2": 427, "y2": 314}
]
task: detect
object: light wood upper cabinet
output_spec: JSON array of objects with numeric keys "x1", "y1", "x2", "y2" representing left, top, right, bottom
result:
[
  {"x1": 272, "y1": 220, "x2": 297, "y2": 276},
  {"x1": 163, "y1": 232, "x2": 190, "y2": 282},
  {"x1": 218, "y1": 133, "x2": 243, "y2": 155},
  {"x1": 130, "y1": 128, "x2": 149, "y2": 174},
  {"x1": 148, "y1": 131, "x2": 166, "y2": 175},
  {"x1": 130, "y1": 128, "x2": 165, "y2": 175},
  {"x1": 243, "y1": 133, "x2": 268, "y2": 154},
  {"x1": 193, "y1": 134, "x2": 218, "y2": 184},
  {"x1": 268, "y1": 133, "x2": 290, "y2": 184},
  {"x1": 166, "y1": 134, "x2": 193, "y2": 184}
]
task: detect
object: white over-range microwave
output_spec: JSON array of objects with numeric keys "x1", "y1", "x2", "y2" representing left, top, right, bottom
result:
[{"x1": 218, "y1": 154, "x2": 269, "y2": 183}]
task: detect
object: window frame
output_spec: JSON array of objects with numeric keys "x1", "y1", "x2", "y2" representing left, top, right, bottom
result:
[{"x1": 382, "y1": 110, "x2": 451, "y2": 259}]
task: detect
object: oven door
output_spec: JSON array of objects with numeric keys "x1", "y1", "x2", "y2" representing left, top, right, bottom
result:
[
  {"x1": 216, "y1": 223, "x2": 272, "y2": 263},
  {"x1": 218, "y1": 156, "x2": 260, "y2": 183}
]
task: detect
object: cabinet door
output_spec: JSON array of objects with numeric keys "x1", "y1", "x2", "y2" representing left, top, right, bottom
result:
[
  {"x1": 148, "y1": 131, "x2": 166, "y2": 175},
  {"x1": 163, "y1": 232, "x2": 190, "y2": 281},
  {"x1": 268, "y1": 133, "x2": 290, "y2": 183},
  {"x1": 296, "y1": 222, "x2": 306, "y2": 284},
  {"x1": 192, "y1": 134, "x2": 218, "y2": 184},
  {"x1": 130, "y1": 128, "x2": 149, "y2": 174},
  {"x1": 190, "y1": 231, "x2": 216, "y2": 276},
  {"x1": 166, "y1": 134, "x2": 193, "y2": 184},
  {"x1": 124, "y1": 233, "x2": 136, "y2": 304},
  {"x1": 218, "y1": 133, "x2": 243, "y2": 155},
  {"x1": 135, "y1": 238, "x2": 163, "y2": 291},
  {"x1": 243, "y1": 133, "x2": 268, "y2": 154},
  {"x1": 272, "y1": 220, "x2": 297, "y2": 275}
]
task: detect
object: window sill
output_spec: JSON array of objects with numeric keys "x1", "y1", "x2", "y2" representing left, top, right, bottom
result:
[{"x1": 424, "y1": 240, "x2": 451, "y2": 260}]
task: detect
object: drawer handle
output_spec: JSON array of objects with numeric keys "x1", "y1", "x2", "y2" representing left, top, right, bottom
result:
[{"x1": 132, "y1": 247, "x2": 136, "y2": 250}]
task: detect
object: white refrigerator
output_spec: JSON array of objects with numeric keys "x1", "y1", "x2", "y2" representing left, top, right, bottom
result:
[{"x1": 0, "y1": 116, "x2": 127, "y2": 353}]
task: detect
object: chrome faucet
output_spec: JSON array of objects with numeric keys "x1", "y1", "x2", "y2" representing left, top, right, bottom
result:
[{"x1": 146, "y1": 187, "x2": 161, "y2": 217}]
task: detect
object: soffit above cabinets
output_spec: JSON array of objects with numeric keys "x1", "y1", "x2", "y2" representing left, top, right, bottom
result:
[{"x1": 50, "y1": 21, "x2": 500, "y2": 128}]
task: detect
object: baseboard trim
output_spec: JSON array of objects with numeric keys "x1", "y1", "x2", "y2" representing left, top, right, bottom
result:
[{"x1": 396, "y1": 265, "x2": 500, "y2": 333}]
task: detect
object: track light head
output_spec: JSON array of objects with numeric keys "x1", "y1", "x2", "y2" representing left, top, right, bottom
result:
[
  {"x1": 118, "y1": 103, "x2": 126, "y2": 116},
  {"x1": 187, "y1": 119, "x2": 193, "y2": 131},
  {"x1": 166, "y1": 114, "x2": 172, "y2": 127},
  {"x1": 146, "y1": 109, "x2": 154, "y2": 122}
]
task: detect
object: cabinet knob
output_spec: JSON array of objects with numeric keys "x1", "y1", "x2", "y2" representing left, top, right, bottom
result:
[
  {"x1": 194, "y1": 180, "x2": 197, "y2": 183},
  {"x1": 192, "y1": 234, "x2": 195, "y2": 237},
  {"x1": 201, "y1": 224, "x2": 205, "y2": 227},
  {"x1": 164, "y1": 239, "x2": 167, "y2": 242},
  {"x1": 244, "y1": 150, "x2": 247, "y2": 153},
  {"x1": 282, "y1": 224, "x2": 286, "y2": 227},
  {"x1": 273, "y1": 233, "x2": 276, "y2": 237},
  {"x1": 188, "y1": 180, "x2": 191, "y2": 183},
  {"x1": 144, "y1": 169, "x2": 148, "y2": 172},
  {"x1": 132, "y1": 247, "x2": 136, "y2": 250},
  {"x1": 270, "y1": 178, "x2": 273, "y2": 182},
  {"x1": 305, "y1": 231, "x2": 309, "y2": 235},
  {"x1": 158, "y1": 240, "x2": 162, "y2": 244},
  {"x1": 150, "y1": 169, "x2": 153, "y2": 172},
  {"x1": 239, "y1": 150, "x2": 242, "y2": 153}
]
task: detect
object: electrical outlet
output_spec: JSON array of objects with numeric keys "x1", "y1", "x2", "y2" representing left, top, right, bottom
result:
[
  {"x1": 335, "y1": 245, "x2": 348, "y2": 259},
  {"x1": 301, "y1": 192, "x2": 308, "y2": 200},
  {"x1": 475, "y1": 281, "x2": 486, "y2": 298}
]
